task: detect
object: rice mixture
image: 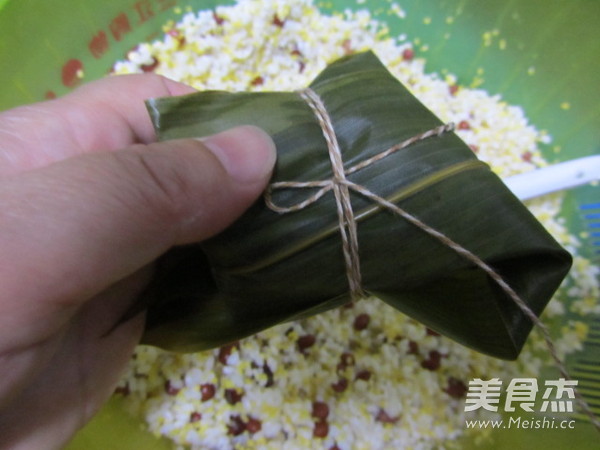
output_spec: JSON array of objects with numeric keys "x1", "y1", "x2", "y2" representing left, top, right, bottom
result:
[{"x1": 113, "y1": 1, "x2": 600, "y2": 448}]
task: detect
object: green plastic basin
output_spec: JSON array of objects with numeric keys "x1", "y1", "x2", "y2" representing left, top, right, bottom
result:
[{"x1": 0, "y1": 1, "x2": 598, "y2": 449}]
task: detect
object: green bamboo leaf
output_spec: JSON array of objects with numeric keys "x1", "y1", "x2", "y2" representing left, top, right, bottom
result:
[{"x1": 140, "y1": 51, "x2": 571, "y2": 359}]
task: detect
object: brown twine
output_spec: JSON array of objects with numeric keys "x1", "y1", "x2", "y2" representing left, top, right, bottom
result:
[{"x1": 264, "y1": 87, "x2": 600, "y2": 430}]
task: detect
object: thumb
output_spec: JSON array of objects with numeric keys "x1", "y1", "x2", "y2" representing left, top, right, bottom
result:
[{"x1": 0, "y1": 125, "x2": 276, "y2": 346}]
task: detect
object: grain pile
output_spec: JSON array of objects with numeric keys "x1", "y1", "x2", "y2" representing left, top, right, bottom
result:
[{"x1": 113, "y1": 1, "x2": 599, "y2": 448}]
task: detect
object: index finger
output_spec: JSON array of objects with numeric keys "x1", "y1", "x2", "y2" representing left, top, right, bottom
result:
[{"x1": 0, "y1": 74, "x2": 195, "y2": 176}]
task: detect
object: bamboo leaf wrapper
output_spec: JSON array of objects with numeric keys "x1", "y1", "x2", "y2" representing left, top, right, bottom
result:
[{"x1": 140, "y1": 52, "x2": 571, "y2": 360}]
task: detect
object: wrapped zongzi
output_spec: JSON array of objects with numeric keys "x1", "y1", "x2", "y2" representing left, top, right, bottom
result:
[{"x1": 139, "y1": 51, "x2": 571, "y2": 360}]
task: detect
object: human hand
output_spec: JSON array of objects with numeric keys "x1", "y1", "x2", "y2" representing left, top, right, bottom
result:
[{"x1": 0, "y1": 75, "x2": 276, "y2": 449}]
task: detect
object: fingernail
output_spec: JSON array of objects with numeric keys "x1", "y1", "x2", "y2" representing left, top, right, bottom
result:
[{"x1": 201, "y1": 126, "x2": 277, "y2": 183}]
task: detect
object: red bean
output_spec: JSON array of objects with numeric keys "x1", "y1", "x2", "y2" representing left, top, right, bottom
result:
[
  {"x1": 421, "y1": 350, "x2": 442, "y2": 371},
  {"x1": 407, "y1": 340, "x2": 419, "y2": 355},
  {"x1": 218, "y1": 342, "x2": 239, "y2": 364},
  {"x1": 402, "y1": 48, "x2": 414, "y2": 61},
  {"x1": 141, "y1": 57, "x2": 159, "y2": 73},
  {"x1": 190, "y1": 412, "x2": 202, "y2": 423},
  {"x1": 200, "y1": 383, "x2": 216, "y2": 401},
  {"x1": 376, "y1": 408, "x2": 399, "y2": 424},
  {"x1": 246, "y1": 417, "x2": 262, "y2": 434},
  {"x1": 312, "y1": 401, "x2": 330, "y2": 420},
  {"x1": 227, "y1": 415, "x2": 246, "y2": 436},
  {"x1": 337, "y1": 352, "x2": 356, "y2": 375},
  {"x1": 353, "y1": 313, "x2": 370, "y2": 331},
  {"x1": 272, "y1": 14, "x2": 285, "y2": 27},
  {"x1": 213, "y1": 12, "x2": 225, "y2": 25},
  {"x1": 331, "y1": 377, "x2": 349, "y2": 393},
  {"x1": 164, "y1": 380, "x2": 180, "y2": 396},
  {"x1": 340, "y1": 352, "x2": 355, "y2": 367},
  {"x1": 263, "y1": 363, "x2": 275, "y2": 387},
  {"x1": 445, "y1": 377, "x2": 468, "y2": 398},
  {"x1": 297, "y1": 334, "x2": 316, "y2": 353},
  {"x1": 313, "y1": 420, "x2": 329, "y2": 438},
  {"x1": 355, "y1": 369, "x2": 372, "y2": 381},
  {"x1": 224, "y1": 388, "x2": 244, "y2": 405}
]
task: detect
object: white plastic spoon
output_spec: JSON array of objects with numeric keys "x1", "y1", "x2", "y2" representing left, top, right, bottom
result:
[{"x1": 503, "y1": 155, "x2": 600, "y2": 200}]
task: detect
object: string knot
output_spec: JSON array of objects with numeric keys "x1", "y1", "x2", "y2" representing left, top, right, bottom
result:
[{"x1": 265, "y1": 87, "x2": 453, "y2": 300}]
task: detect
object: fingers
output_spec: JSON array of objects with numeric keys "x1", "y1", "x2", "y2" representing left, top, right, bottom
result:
[
  {"x1": 0, "y1": 74, "x2": 196, "y2": 176},
  {"x1": 0, "y1": 125, "x2": 276, "y2": 350}
]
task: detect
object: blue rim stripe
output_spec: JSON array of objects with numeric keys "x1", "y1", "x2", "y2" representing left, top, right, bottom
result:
[{"x1": 581, "y1": 203, "x2": 600, "y2": 210}]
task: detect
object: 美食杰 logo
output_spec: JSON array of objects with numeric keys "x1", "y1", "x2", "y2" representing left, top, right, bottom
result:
[{"x1": 463, "y1": 378, "x2": 578, "y2": 430}]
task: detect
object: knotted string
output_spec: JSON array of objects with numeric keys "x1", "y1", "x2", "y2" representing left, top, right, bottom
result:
[{"x1": 264, "y1": 87, "x2": 600, "y2": 430}]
